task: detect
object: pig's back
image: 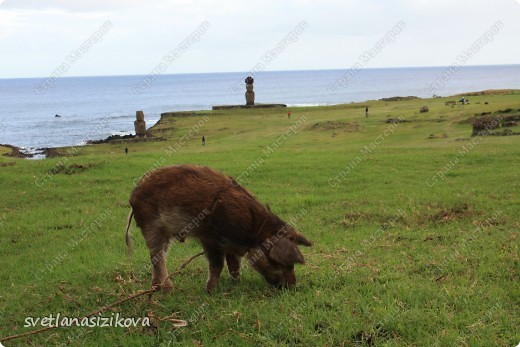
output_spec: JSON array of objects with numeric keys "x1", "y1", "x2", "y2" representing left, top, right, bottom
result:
[
  {"x1": 131, "y1": 164, "x2": 232, "y2": 212},
  {"x1": 130, "y1": 164, "x2": 269, "y2": 251}
]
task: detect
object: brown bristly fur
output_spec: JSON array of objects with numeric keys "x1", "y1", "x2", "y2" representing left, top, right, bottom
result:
[
  {"x1": 125, "y1": 209, "x2": 134, "y2": 255},
  {"x1": 126, "y1": 164, "x2": 312, "y2": 293}
]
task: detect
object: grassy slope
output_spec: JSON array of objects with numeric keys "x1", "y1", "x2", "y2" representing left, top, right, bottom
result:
[{"x1": 0, "y1": 92, "x2": 519, "y2": 346}]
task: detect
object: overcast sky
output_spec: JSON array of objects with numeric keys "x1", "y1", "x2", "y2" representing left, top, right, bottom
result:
[{"x1": 1, "y1": 0, "x2": 519, "y2": 78}]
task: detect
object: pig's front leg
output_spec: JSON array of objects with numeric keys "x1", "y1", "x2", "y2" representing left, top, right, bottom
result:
[
  {"x1": 226, "y1": 254, "x2": 241, "y2": 280},
  {"x1": 203, "y1": 245, "x2": 224, "y2": 292}
]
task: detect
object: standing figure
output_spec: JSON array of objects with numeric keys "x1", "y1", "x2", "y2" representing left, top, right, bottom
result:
[
  {"x1": 202, "y1": 136, "x2": 206, "y2": 146},
  {"x1": 135, "y1": 111, "x2": 147, "y2": 137},
  {"x1": 365, "y1": 107, "x2": 369, "y2": 118},
  {"x1": 245, "y1": 76, "x2": 255, "y2": 106}
]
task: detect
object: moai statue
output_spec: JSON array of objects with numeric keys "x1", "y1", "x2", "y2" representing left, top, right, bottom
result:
[
  {"x1": 134, "y1": 111, "x2": 146, "y2": 137},
  {"x1": 245, "y1": 76, "x2": 255, "y2": 106}
]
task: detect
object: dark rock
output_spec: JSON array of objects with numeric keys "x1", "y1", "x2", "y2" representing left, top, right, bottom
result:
[
  {"x1": 87, "y1": 134, "x2": 136, "y2": 145},
  {"x1": 504, "y1": 114, "x2": 520, "y2": 122},
  {"x1": 380, "y1": 96, "x2": 419, "y2": 102},
  {"x1": 472, "y1": 116, "x2": 502, "y2": 136},
  {"x1": 212, "y1": 104, "x2": 286, "y2": 110},
  {"x1": 1, "y1": 144, "x2": 32, "y2": 158}
]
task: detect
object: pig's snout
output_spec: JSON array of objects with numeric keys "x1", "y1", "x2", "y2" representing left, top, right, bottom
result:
[
  {"x1": 264, "y1": 268, "x2": 297, "y2": 288},
  {"x1": 283, "y1": 269, "x2": 297, "y2": 286}
]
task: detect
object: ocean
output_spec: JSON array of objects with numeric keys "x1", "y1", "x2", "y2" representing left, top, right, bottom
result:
[{"x1": 1, "y1": 65, "x2": 519, "y2": 151}]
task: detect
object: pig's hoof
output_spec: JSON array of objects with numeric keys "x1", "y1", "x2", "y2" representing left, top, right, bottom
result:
[
  {"x1": 152, "y1": 279, "x2": 173, "y2": 292},
  {"x1": 162, "y1": 279, "x2": 174, "y2": 292},
  {"x1": 205, "y1": 281, "x2": 217, "y2": 293},
  {"x1": 230, "y1": 271, "x2": 240, "y2": 280}
]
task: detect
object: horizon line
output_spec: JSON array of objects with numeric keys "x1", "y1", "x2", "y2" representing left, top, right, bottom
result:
[{"x1": 1, "y1": 63, "x2": 519, "y2": 80}]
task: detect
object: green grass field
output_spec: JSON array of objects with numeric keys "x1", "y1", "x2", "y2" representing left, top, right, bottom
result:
[{"x1": 0, "y1": 91, "x2": 519, "y2": 346}]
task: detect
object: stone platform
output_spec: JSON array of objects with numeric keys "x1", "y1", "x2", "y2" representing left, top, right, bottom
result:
[{"x1": 212, "y1": 103, "x2": 286, "y2": 110}]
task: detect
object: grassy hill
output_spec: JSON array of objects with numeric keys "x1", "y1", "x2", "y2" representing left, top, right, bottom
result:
[{"x1": 0, "y1": 91, "x2": 519, "y2": 346}]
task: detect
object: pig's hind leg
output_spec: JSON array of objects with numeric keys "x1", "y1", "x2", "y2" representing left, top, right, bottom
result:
[{"x1": 144, "y1": 231, "x2": 174, "y2": 291}]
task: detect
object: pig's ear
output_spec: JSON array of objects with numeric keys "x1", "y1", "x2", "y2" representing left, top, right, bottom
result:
[
  {"x1": 269, "y1": 238, "x2": 305, "y2": 266},
  {"x1": 294, "y1": 233, "x2": 312, "y2": 247}
]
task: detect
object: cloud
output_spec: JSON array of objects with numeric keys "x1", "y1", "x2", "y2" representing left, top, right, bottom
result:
[
  {"x1": 0, "y1": 0, "x2": 146, "y2": 12},
  {"x1": 1, "y1": 0, "x2": 519, "y2": 78}
]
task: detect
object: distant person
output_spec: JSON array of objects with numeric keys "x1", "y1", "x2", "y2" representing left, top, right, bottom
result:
[
  {"x1": 125, "y1": 147, "x2": 128, "y2": 154},
  {"x1": 202, "y1": 136, "x2": 205, "y2": 146},
  {"x1": 288, "y1": 111, "x2": 292, "y2": 119},
  {"x1": 460, "y1": 97, "x2": 465, "y2": 105},
  {"x1": 365, "y1": 107, "x2": 368, "y2": 118}
]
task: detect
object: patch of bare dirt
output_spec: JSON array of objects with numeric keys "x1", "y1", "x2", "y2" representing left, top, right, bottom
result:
[
  {"x1": 49, "y1": 162, "x2": 100, "y2": 175},
  {"x1": 0, "y1": 161, "x2": 16, "y2": 167},
  {"x1": 428, "y1": 203, "x2": 475, "y2": 224},
  {"x1": 309, "y1": 121, "x2": 360, "y2": 132},
  {"x1": 386, "y1": 118, "x2": 409, "y2": 124}
]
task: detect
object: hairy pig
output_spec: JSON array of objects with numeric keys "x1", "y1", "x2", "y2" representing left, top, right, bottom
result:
[{"x1": 125, "y1": 164, "x2": 312, "y2": 292}]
